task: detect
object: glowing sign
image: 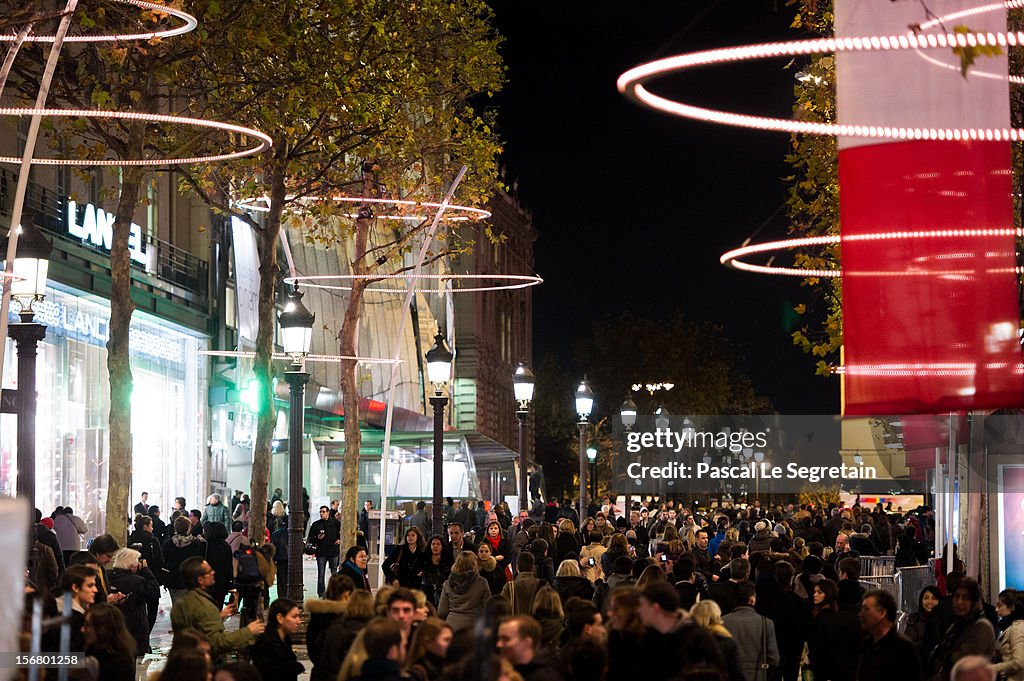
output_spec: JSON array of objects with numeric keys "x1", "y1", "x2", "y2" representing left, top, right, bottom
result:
[{"x1": 67, "y1": 200, "x2": 148, "y2": 266}]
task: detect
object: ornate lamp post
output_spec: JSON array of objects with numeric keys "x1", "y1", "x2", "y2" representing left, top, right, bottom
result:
[
  {"x1": 575, "y1": 377, "x2": 594, "y2": 520},
  {"x1": 2, "y1": 213, "x2": 52, "y2": 512},
  {"x1": 425, "y1": 330, "x2": 453, "y2": 533},
  {"x1": 279, "y1": 285, "x2": 314, "y2": 601},
  {"x1": 513, "y1": 361, "x2": 535, "y2": 515}
]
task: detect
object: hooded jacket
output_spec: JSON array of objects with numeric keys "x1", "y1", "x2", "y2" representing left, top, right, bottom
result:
[
  {"x1": 438, "y1": 570, "x2": 490, "y2": 631},
  {"x1": 162, "y1": 533, "x2": 207, "y2": 590},
  {"x1": 304, "y1": 598, "x2": 346, "y2": 665},
  {"x1": 478, "y1": 554, "x2": 507, "y2": 595}
]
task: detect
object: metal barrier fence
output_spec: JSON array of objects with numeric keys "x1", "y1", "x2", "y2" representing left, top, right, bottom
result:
[
  {"x1": 860, "y1": 575, "x2": 899, "y2": 603},
  {"x1": 860, "y1": 555, "x2": 896, "y2": 576},
  {"x1": 896, "y1": 565, "x2": 937, "y2": 615}
]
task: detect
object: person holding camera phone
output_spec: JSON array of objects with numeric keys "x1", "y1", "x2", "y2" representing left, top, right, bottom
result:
[
  {"x1": 107, "y1": 547, "x2": 160, "y2": 655},
  {"x1": 578, "y1": 531, "x2": 607, "y2": 583}
]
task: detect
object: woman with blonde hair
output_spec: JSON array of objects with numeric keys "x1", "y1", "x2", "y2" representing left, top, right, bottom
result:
[
  {"x1": 438, "y1": 550, "x2": 490, "y2": 632},
  {"x1": 312, "y1": 590, "x2": 375, "y2": 681},
  {"x1": 270, "y1": 500, "x2": 286, "y2": 532},
  {"x1": 691, "y1": 600, "x2": 745, "y2": 681},
  {"x1": 555, "y1": 518, "x2": 580, "y2": 563},
  {"x1": 553, "y1": 559, "x2": 594, "y2": 604},
  {"x1": 530, "y1": 585, "x2": 565, "y2": 650}
]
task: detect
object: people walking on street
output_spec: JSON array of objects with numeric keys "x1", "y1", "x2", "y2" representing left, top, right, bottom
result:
[
  {"x1": 201, "y1": 494, "x2": 231, "y2": 528},
  {"x1": 54, "y1": 506, "x2": 87, "y2": 566},
  {"x1": 994, "y1": 588, "x2": 1024, "y2": 681},
  {"x1": 438, "y1": 550, "x2": 490, "y2": 632},
  {"x1": 82, "y1": 602, "x2": 136, "y2": 681},
  {"x1": 857, "y1": 589, "x2": 922, "y2": 681},
  {"x1": 382, "y1": 527, "x2": 427, "y2": 589},
  {"x1": 929, "y1": 578, "x2": 997, "y2": 681},
  {"x1": 308, "y1": 505, "x2": 342, "y2": 597},
  {"x1": 722, "y1": 581, "x2": 780, "y2": 681}
]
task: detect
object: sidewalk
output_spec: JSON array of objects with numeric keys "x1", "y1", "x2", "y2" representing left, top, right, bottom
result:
[{"x1": 140, "y1": 554, "x2": 324, "y2": 679}]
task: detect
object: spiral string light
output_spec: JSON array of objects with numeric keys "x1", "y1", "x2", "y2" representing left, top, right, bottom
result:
[
  {"x1": 287, "y1": 272, "x2": 543, "y2": 294},
  {"x1": 0, "y1": 108, "x2": 271, "y2": 166},
  {"x1": 0, "y1": 0, "x2": 198, "y2": 42},
  {"x1": 237, "y1": 195, "x2": 491, "y2": 222},
  {"x1": 618, "y1": 30, "x2": 1024, "y2": 140}
]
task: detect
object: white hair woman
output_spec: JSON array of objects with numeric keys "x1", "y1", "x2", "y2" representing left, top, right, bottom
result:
[{"x1": 107, "y1": 547, "x2": 160, "y2": 655}]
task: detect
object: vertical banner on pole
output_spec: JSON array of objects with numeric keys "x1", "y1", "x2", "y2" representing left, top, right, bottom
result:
[{"x1": 837, "y1": 0, "x2": 1024, "y2": 414}]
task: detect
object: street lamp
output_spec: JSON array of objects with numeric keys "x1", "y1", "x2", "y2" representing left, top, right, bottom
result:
[
  {"x1": 426, "y1": 330, "x2": 453, "y2": 532},
  {"x1": 586, "y1": 446, "x2": 597, "y2": 500},
  {"x1": 279, "y1": 285, "x2": 314, "y2": 601},
  {"x1": 619, "y1": 397, "x2": 637, "y2": 430},
  {"x1": 2, "y1": 212, "x2": 52, "y2": 512},
  {"x1": 575, "y1": 377, "x2": 594, "y2": 520},
  {"x1": 513, "y1": 361, "x2": 535, "y2": 515}
]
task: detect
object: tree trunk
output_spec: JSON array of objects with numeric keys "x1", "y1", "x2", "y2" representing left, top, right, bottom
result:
[
  {"x1": 105, "y1": 128, "x2": 145, "y2": 543},
  {"x1": 338, "y1": 212, "x2": 370, "y2": 549},
  {"x1": 247, "y1": 149, "x2": 288, "y2": 546}
]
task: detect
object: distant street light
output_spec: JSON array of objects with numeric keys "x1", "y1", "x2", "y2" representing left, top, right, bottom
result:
[
  {"x1": 575, "y1": 377, "x2": 594, "y2": 518},
  {"x1": 620, "y1": 397, "x2": 637, "y2": 430}
]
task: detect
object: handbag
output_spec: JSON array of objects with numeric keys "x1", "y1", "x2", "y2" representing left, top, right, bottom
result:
[{"x1": 303, "y1": 540, "x2": 317, "y2": 555}]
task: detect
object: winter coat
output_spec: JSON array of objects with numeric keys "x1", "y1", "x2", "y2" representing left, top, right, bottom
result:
[
  {"x1": 312, "y1": 614, "x2": 372, "y2": 681},
  {"x1": 930, "y1": 612, "x2": 996, "y2": 681},
  {"x1": 438, "y1": 571, "x2": 490, "y2": 631},
  {"x1": 249, "y1": 631, "x2": 304, "y2": 681},
  {"x1": 579, "y1": 543, "x2": 607, "y2": 582},
  {"x1": 722, "y1": 606, "x2": 781, "y2": 681},
  {"x1": 553, "y1": 575, "x2": 594, "y2": 605},
  {"x1": 170, "y1": 588, "x2": 255, "y2": 659},
  {"x1": 537, "y1": 615, "x2": 564, "y2": 650},
  {"x1": 127, "y1": 529, "x2": 165, "y2": 584},
  {"x1": 54, "y1": 513, "x2": 87, "y2": 552},
  {"x1": 29, "y1": 542, "x2": 59, "y2": 594},
  {"x1": 748, "y1": 530, "x2": 775, "y2": 554},
  {"x1": 201, "y1": 502, "x2": 231, "y2": 528},
  {"x1": 303, "y1": 597, "x2": 347, "y2": 665},
  {"x1": 502, "y1": 572, "x2": 543, "y2": 615},
  {"x1": 307, "y1": 518, "x2": 342, "y2": 558},
  {"x1": 108, "y1": 566, "x2": 160, "y2": 655},
  {"x1": 382, "y1": 544, "x2": 426, "y2": 588},
  {"x1": 419, "y1": 555, "x2": 452, "y2": 604},
  {"x1": 554, "y1": 534, "x2": 581, "y2": 564},
  {"x1": 340, "y1": 560, "x2": 371, "y2": 591},
  {"x1": 995, "y1": 619, "x2": 1024, "y2": 681},
  {"x1": 477, "y1": 555, "x2": 507, "y2": 595},
  {"x1": 203, "y1": 524, "x2": 234, "y2": 606},
  {"x1": 161, "y1": 534, "x2": 206, "y2": 590},
  {"x1": 482, "y1": 535, "x2": 513, "y2": 571},
  {"x1": 85, "y1": 646, "x2": 134, "y2": 681}
]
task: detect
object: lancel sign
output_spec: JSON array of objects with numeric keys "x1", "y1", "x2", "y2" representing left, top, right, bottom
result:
[{"x1": 66, "y1": 200, "x2": 149, "y2": 267}]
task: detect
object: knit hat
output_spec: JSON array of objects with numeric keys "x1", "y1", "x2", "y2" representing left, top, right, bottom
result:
[
  {"x1": 40, "y1": 517, "x2": 54, "y2": 530},
  {"x1": 754, "y1": 520, "x2": 768, "y2": 533}
]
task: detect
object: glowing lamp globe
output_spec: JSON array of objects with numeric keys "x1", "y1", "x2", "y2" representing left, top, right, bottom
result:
[
  {"x1": 425, "y1": 330, "x2": 454, "y2": 387},
  {"x1": 586, "y1": 446, "x2": 598, "y2": 463},
  {"x1": 278, "y1": 286, "x2": 315, "y2": 358},
  {"x1": 620, "y1": 398, "x2": 638, "y2": 429},
  {"x1": 513, "y1": 361, "x2": 535, "y2": 407},
  {"x1": 2, "y1": 213, "x2": 52, "y2": 312},
  {"x1": 575, "y1": 377, "x2": 594, "y2": 420}
]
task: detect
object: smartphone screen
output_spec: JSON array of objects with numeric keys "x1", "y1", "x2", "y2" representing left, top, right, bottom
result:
[{"x1": 588, "y1": 558, "x2": 595, "y2": 566}]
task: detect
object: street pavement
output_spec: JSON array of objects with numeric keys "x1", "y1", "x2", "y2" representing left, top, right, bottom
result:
[{"x1": 140, "y1": 554, "x2": 322, "y2": 679}]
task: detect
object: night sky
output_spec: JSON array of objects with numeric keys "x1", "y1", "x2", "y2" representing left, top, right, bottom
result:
[{"x1": 491, "y1": 0, "x2": 841, "y2": 414}]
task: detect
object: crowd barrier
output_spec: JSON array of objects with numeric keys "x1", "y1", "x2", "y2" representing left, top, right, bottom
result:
[
  {"x1": 859, "y1": 555, "x2": 896, "y2": 576},
  {"x1": 896, "y1": 565, "x2": 937, "y2": 614},
  {"x1": 860, "y1": 575, "x2": 899, "y2": 602}
]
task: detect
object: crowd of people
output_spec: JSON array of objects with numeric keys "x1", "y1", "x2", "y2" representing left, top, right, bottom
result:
[{"x1": 19, "y1": 492, "x2": 1024, "y2": 681}]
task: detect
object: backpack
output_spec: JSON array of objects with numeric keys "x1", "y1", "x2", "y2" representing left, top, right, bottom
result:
[{"x1": 234, "y1": 546, "x2": 261, "y2": 587}]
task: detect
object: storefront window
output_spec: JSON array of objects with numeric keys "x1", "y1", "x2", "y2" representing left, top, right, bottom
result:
[{"x1": 0, "y1": 285, "x2": 208, "y2": 538}]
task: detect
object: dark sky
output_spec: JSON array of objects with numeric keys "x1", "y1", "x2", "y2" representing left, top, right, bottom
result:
[{"x1": 491, "y1": 0, "x2": 840, "y2": 414}]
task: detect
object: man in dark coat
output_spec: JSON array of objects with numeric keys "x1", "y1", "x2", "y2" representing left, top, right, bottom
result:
[
  {"x1": 691, "y1": 528, "x2": 721, "y2": 584},
  {"x1": 756, "y1": 561, "x2": 811, "y2": 681},
  {"x1": 308, "y1": 505, "x2": 342, "y2": 597},
  {"x1": 636, "y1": 582, "x2": 728, "y2": 680},
  {"x1": 857, "y1": 590, "x2": 922, "y2": 681}
]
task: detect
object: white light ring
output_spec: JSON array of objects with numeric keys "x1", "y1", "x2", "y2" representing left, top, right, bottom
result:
[
  {"x1": 0, "y1": 0, "x2": 197, "y2": 42},
  {"x1": 0, "y1": 108, "x2": 272, "y2": 165},
  {"x1": 197, "y1": 349, "x2": 402, "y2": 365},
  {"x1": 910, "y1": 1, "x2": 1024, "y2": 85},
  {"x1": 286, "y1": 272, "x2": 543, "y2": 293},
  {"x1": 618, "y1": 31, "x2": 1024, "y2": 139},
  {"x1": 720, "y1": 228, "x2": 1024, "y2": 277},
  {"x1": 237, "y1": 195, "x2": 491, "y2": 222}
]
